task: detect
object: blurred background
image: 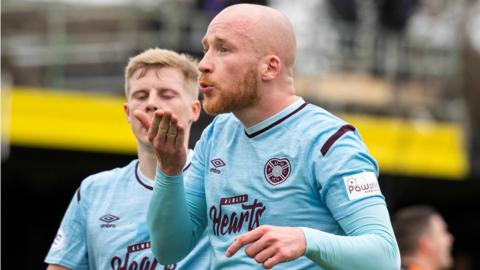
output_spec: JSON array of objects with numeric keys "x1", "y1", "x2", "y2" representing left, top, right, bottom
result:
[{"x1": 1, "y1": 0, "x2": 479, "y2": 269}]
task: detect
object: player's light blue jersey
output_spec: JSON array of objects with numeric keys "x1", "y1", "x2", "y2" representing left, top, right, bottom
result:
[
  {"x1": 45, "y1": 158, "x2": 210, "y2": 270},
  {"x1": 185, "y1": 97, "x2": 385, "y2": 269}
]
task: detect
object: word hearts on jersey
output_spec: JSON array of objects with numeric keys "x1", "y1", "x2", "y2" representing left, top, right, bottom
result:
[
  {"x1": 209, "y1": 194, "x2": 266, "y2": 236},
  {"x1": 110, "y1": 241, "x2": 176, "y2": 270}
]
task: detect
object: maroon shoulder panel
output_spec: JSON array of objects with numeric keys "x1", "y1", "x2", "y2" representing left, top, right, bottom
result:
[{"x1": 320, "y1": 124, "x2": 356, "y2": 156}]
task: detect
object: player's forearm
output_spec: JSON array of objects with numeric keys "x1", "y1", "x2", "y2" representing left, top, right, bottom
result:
[
  {"x1": 147, "y1": 169, "x2": 197, "y2": 265},
  {"x1": 302, "y1": 204, "x2": 400, "y2": 270}
]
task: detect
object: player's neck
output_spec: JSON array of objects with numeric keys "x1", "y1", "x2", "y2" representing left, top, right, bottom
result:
[
  {"x1": 234, "y1": 93, "x2": 297, "y2": 128},
  {"x1": 137, "y1": 150, "x2": 157, "y2": 180}
]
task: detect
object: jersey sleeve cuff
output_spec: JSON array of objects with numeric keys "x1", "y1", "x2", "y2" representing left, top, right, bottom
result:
[
  {"x1": 300, "y1": 227, "x2": 326, "y2": 258},
  {"x1": 155, "y1": 166, "x2": 184, "y2": 185},
  {"x1": 44, "y1": 258, "x2": 88, "y2": 270}
]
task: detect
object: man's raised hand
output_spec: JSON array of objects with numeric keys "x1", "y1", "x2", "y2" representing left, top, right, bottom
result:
[{"x1": 133, "y1": 109, "x2": 186, "y2": 176}]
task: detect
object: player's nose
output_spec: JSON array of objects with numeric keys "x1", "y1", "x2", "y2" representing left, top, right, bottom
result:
[
  {"x1": 199, "y1": 52, "x2": 213, "y2": 74},
  {"x1": 145, "y1": 93, "x2": 159, "y2": 113}
]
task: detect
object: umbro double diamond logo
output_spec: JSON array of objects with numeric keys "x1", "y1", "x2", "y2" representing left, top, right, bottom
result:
[{"x1": 100, "y1": 214, "x2": 120, "y2": 228}]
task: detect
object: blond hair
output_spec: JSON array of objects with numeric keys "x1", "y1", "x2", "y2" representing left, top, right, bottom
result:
[{"x1": 124, "y1": 48, "x2": 199, "y2": 99}]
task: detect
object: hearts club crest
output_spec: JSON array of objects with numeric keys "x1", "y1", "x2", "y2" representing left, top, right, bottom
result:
[{"x1": 264, "y1": 158, "x2": 291, "y2": 185}]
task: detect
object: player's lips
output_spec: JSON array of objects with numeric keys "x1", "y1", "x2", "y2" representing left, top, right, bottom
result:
[{"x1": 199, "y1": 82, "x2": 214, "y2": 94}]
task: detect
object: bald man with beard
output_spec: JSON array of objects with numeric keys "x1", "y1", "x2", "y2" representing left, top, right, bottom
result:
[{"x1": 137, "y1": 4, "x2": 400, "y2": 270}]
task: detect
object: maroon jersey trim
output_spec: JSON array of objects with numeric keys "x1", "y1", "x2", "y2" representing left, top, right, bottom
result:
[
  {"x1": 320, "y1": 124, "x2": 356, "y2": 156},
  {"x1": 183, "y1": 162, "x2": 192, "y2": 172},
  {"x1": 245, "y1": 102, "x2": 308, "y2": 138},
  {"x1": 135, "y1": 161, "x2": 153, "y2": 190},
  {"x1": 135, "y1": 161, "x2": 192, "y2": 191}
]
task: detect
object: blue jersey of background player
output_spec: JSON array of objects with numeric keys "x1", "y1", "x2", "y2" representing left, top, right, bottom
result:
[
  {"x1": 45, "y1": 48, "x2": 210, "y2": 270},
  {"x1": 135, "y1": 4, "x2": 401, "y2": 270}
]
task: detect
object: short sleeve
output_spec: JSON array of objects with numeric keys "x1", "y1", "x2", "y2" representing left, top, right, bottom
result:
[
  {"x1": 313, "y1": 128, "x2": 385, "y2": 220},
  {"x1": 44, "y1": 186, "x2": 89, "y2": 269}
]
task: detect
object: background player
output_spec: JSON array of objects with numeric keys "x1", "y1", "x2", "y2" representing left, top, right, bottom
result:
[
  {"x1": 137, "y1": 4, "x2": 400, "y2": 270},
  {"x1": 393, "y1": 205, "x2": 454, "y2": 270},
  {"x1": 45, "y1": 48, "x2": 210, "y2": 270}
]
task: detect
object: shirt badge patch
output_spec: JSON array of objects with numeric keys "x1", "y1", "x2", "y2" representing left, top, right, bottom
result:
[
  {"x1": 343, "y1": 171, "x2": 381, "y2": 200},
  {"x1": 264, "y1": 158, "x2": 291, "y2": 185}
]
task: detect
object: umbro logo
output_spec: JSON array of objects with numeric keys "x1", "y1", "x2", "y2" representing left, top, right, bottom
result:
[
  {"x1": 210, "y1": 158, "x2": 225, "y2": 174},
  {"x1": 100, "y1": 214, "x2": 119, "y2": 228}
]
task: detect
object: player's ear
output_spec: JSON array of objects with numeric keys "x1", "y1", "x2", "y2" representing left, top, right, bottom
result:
[
  {"x1": 124, "y1": 103, "x2": 131, "y2": 123},
  {"x1": 260, "y1": 55, "x2": 281, "y2": 81},
  {"x1": 418, "y1": 234, "x2": 434, "y2": 254},
  {"x1": 190, "y1": 100, "x2": 201, "y2": 123}
]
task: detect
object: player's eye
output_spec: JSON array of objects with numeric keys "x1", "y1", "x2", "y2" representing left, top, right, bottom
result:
[
  {"x1": 160, "y1": 90, "x2": 178, "y2": 100},
  {"x1": 133, "y1": 91, "x2": 148, "y2": 100},
  {"x1": 217, "y1": 46, "x2": 229, "y2": 53},
  {"x1": 161, "y1": 93, "x2": 174, "y2": 100}
]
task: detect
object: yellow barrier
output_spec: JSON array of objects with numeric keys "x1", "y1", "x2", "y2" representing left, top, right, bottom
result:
[
  {"x1": 3, "y1": 87, "x2": 469, "y2": 179},
  {"x1": 342, "y1": 115, "x2": 468, "y2": 180},
  {"x1": 5, "y1": 87, "x2": 137, "y2": 154}
]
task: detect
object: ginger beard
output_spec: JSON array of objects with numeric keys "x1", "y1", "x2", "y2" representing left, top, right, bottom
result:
[{"x1": 202, "y1": 67, "x2": 259, "y2": 115}]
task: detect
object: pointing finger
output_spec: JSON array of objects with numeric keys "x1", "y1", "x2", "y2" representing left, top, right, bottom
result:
[{"x1": 226, "y1": 227, "x2": 265, "y2": 257}]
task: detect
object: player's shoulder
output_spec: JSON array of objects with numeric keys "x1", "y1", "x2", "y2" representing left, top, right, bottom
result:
[
  {"x1": 299, "y1": 105, "x2": 375, "y2": 165},
  {"x1": 210, "y1": 113, "x2": 239, "y2": 128},
  {"x1": 297, "y1": 103, "x2": 352, "y2": 138},
  {"x1": 80, "y1": 160, "x2": 137, "y2": 193},
  {"x1": 301, "y1": 103, "x2": 346, "y2": 127}
]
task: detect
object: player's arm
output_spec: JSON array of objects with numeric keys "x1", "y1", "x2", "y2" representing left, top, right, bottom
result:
[
  {"x1": 302, "y1": 128, "x2": 399, "y2": 269},
  {"x1": 44, "y1": 185, "x2": 89, "y2": 269},
  {"x1": 147, "y1": 170, "x2": 207, "y2": 264},
  {"x1": 301, "y1": 203, "x2": 400, "y2": 270},
  {"x1": 135, "y1": 109, "x2": 208, "y2": 264},
  {"x1": 226, "y1": 204, "x2": 399, "y2": 270},
  {"x1": 47, "y1": 264, "x2": 70, "y2": 270}
]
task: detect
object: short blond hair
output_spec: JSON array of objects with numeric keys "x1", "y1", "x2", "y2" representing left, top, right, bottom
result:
[{"x1": 124, "y1": 48, "x2": 199, "y2": 99}]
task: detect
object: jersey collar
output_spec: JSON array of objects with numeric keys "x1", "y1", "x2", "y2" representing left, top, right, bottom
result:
[
  {"x1": 135, "y1": 150, "x2": 194, "y2": 191},
  {"x1": 244, "y1": 97, "x2": 307, "y2": 138},
  {"x1": 135, "y1": 161, "x2": 154, "y2": 190}
]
